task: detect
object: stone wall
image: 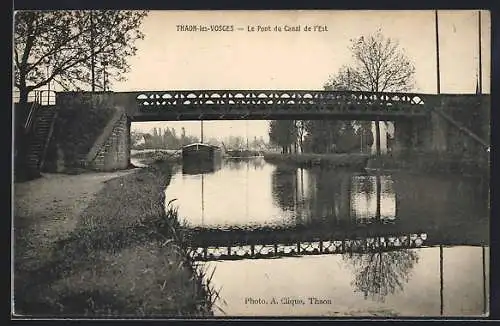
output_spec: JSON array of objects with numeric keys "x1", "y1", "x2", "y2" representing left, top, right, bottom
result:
[
  {"x1": 437, "y1": 95, "x2": 490, "y2": 157},
  {"x1": 392, "y1": 95, "x2": 490, "y2": 158},
  {"x1": 44, "y1": 92, "x2": 131, "y2": 172},
  {"x1": 86, "y1": 114, "x2": 131, "y2": 171}
]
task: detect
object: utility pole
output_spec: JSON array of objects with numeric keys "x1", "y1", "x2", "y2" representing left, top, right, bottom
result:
[
  {"x1": 435, "y1": 10, "x2": 441, "y2": 94},
  {"x1": 200, "y1": 121, "x2": 204, "y2": 143},
  {"x1": 90, "y1": 11, "x2": 96, "y2": 92},
  {"x1": 478, "y1": 10, "x2": 482, "y2": 94}
]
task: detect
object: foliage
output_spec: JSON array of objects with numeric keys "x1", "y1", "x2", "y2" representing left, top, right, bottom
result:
[
  {"x1": 323, "y1": 30, "x2": 416, "y2": 155},
  {"x1": 324, "y1": 31, "x2": 416, "y2": 93},
  {"x1": 132, "y1": 127, "x2": 199, "y2": 150},
  {"x1": 268, "y1": 120, "x2": 298, "y2": 154},
  {"x1": 14, "y1": 10, "x2": 148, "y2": 104}
]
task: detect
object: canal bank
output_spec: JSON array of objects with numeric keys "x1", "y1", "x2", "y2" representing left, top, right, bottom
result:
[
  {"x1": 263, "y1": 152, "x2": 489, "y2": 176},
  {"x1": 366, "y1": 153, "x2": 490, "y2": 176},
  {"x1": 14, "y1": 162, "x2": 214, "y2": 317}
]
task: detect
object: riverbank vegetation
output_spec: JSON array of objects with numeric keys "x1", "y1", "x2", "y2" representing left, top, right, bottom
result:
[
  {"x1": 130, "y1": 149, "x2": 182, "y2": 165},
  {"x1": 14, "y1": 162, "x2": 216, "y2": 317}
]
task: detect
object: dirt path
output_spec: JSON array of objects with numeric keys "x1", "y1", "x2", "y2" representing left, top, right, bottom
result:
[{"x1": 14, "y1": 170, "x2": 137, "y2": 270}]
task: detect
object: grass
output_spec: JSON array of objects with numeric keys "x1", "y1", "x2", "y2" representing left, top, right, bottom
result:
[
  {"x1": 131, "y1": 149, "x2": 181, "y2": 166},
  {"x1": 14, "y1": 162, "x2": 218, "y2": 318}
]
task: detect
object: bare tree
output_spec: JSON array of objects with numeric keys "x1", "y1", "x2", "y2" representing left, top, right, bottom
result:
[
  {"x1": 325, "y1": 31, "x2": 416, "y2": 155},
  {"x1": 14, "y1": 10, "x2": 148, "y2": 106}
]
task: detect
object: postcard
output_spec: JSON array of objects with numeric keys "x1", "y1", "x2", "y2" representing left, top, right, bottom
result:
[{"x1": 12, "y1": 9, "x2": 490, "y2": 318}]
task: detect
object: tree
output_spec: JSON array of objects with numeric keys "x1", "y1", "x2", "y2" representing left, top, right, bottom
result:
[
  {"x1": 130, "y1": 130, "x2": 145, "y2": 149},
  {"x1": 324, "y1": 30, "x2": 416, "y2": 155},
  {"x1": 14, "y1": 10, "x2": 148, "y2": 105},
  {"x1": 304, "y1": 120, "x2": 344, "y2": 153},
  {"x1": 269, "y1": 120, "x2": 297, "y2": 154},
  {"x1": 295, "y1": 120, "x2": 306, "y2": 153}
]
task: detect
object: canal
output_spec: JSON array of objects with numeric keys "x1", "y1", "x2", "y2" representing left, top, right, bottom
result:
[{"x1": 164, "y1": 157, "x2": 489, "y2": 317}]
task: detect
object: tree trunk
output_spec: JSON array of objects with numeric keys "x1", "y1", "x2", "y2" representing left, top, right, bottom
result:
[
  {"x1": 376, "y1": 174, "x2": 381, "y2": 221},
  {"x1": 375, "y1": 120, "x2": 381, "y2": 156},
  {"x1": 19, "y1": 85, "x2": 29, "y2": 108}
]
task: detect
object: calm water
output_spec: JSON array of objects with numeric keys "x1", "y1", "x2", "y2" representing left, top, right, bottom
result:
[{"x1": 164, "y1": 158, "x2": 489, "y2": 317}]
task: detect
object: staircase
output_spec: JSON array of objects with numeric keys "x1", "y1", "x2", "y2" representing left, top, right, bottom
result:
[{"x1": 24, "y1": 105, "x2": 59, "y2": 172}]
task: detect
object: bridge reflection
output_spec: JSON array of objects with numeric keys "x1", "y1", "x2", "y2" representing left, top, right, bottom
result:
[
  {"x1": 189, "y1": 233, "x2": 427, "y2": 262},
  {"x1": 187, "y1": 164, "x2": 488, "y2": 261}
]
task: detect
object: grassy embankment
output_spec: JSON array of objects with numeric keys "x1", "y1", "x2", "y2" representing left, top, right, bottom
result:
[
  {"x1": 14, "y1": 162, "x2": 220, "y2": 317},
  {"x1": 263, "y1": 152, "x2": 370, "y2": 169},
  {"x1": 130, "y1": 149, "x2": 181, "y2": 166},
  {"x1": 263, "y1": 151, "x2": 489, "y2": 176}
]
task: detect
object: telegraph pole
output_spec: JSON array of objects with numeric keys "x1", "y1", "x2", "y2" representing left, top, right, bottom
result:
[
  {"x1": 478, "y1": 10, "x2": 482, "y2": 94},
  {"x1": 435, "y1": 10, "x2": 441, "y2": 94},
  {"x1": 200, "y1": 122, "x2": 204, "y2": 143},
  {"x1": 90, "y1": 11, "x2": 96, "y2": 92}
]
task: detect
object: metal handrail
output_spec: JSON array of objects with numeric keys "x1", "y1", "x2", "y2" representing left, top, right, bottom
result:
[
  {"x1": 24, "y1": 92, "x2": 41, "y2": 132},
  {"x1": 13, "y1": 90, "x2": 57, "y2": 106}
]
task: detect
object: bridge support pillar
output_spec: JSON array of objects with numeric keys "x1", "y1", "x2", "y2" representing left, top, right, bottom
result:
[
  {"x1": 392, "y1": 118, "x2": 434, "y2": 156},
  {"x1": 429, "y1": 110, "x2": 448, "y2": 152}
]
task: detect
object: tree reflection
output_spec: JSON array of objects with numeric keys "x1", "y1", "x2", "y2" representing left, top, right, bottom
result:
[
  {"x1": 271, "y1": 165, "x2": 297, "y2": 211},
  {"x1": 223, "y1": 158, "x2": 265, "y2": 171},
  {"x1": 343, "y1": 241, "x2": 419, "y2": 302}
]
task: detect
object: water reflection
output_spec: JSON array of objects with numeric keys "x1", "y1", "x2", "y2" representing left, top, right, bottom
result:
[
  {"x1": 343, "y1": 246, "x2": 419, "y2": 302},
  {"x1": 350, "y1": 175, "x2": 396, "y2": 223},
  {"x1": 204, "y1": 245, "x2": 488, "y2": 317},
  {"x1": 163, "y1": 158, "x2": 489, "y2": 316},
  {"x1": 167, "y1": 159, "x2": 488, "y2": 245},
  {"x1": 270, "y1": 167, "x2": 392, "y2": 226},
  {"x1": 224, "y1": 157, "x2": 265, "y2": 170},
  {"x1": 182, "y1": 160, "x2": 221, "y2": 175}
]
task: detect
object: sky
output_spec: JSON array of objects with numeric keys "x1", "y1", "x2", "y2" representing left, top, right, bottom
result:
[{"x1": 38, "y1": 10, "x2": 494, "y2": 141}]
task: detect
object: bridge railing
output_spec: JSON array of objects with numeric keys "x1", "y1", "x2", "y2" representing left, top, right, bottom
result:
[
  {"x1": 13, "y1": 90, "x2": 57, "y2": 106},
  {"x1": 134, "y1": 90, "x2": 426, "y2": 108}
]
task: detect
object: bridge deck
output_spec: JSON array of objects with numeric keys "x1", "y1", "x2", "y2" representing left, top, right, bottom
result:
[{"x1": 131, "y1": 90, "x2": 429, "y2": 121}]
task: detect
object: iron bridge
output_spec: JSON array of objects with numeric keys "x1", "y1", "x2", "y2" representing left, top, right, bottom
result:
[{"x1": 133, "y1": 90, "x2": 428, "y2": 120}]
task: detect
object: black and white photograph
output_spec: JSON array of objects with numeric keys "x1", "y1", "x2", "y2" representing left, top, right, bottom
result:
[{"x1": 12, "y1": 10, "x2": 490, "y2": 318}]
